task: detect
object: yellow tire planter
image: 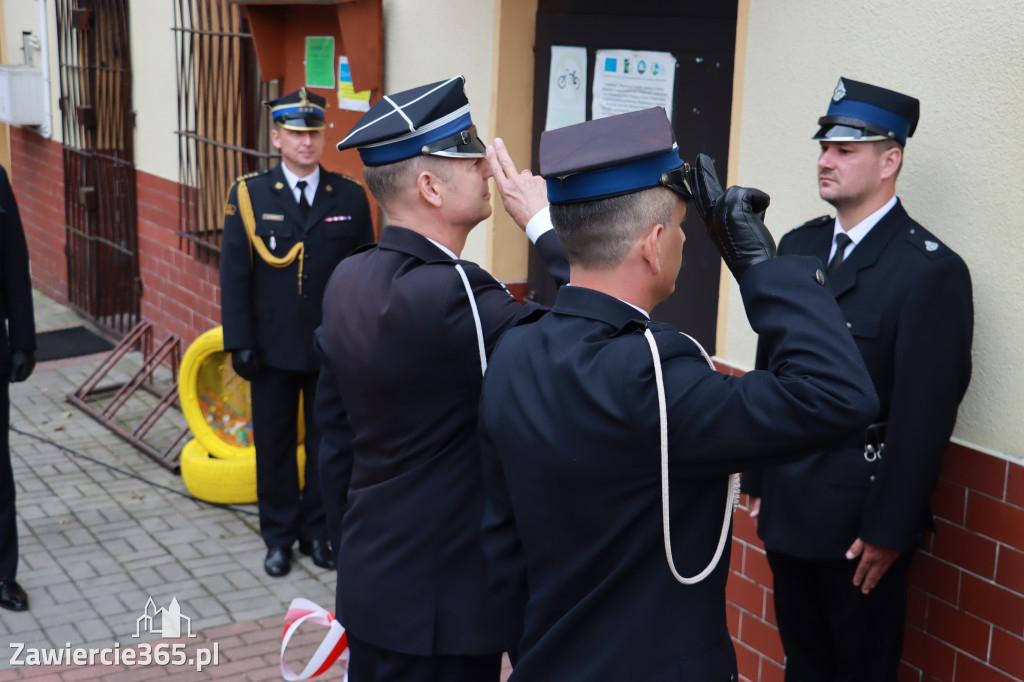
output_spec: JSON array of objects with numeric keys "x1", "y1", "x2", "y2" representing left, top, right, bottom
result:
[
  {"x1": 180, "y1": 438, "x2": 306, "y2": 505},
  {"x1": 178, "y1": 326, "x2": 304, "y2": 460}
]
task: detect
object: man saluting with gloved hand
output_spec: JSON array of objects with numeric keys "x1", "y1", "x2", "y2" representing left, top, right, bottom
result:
[{"x1": 477, "y1": 107, "x2": 880, "y2": 681}]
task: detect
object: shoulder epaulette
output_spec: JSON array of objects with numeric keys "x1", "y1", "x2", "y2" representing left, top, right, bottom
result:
[
  {"x1": 234, "y1": 169, "x2": 265, "y2": 184},
  {"x1": 337, "y1": 172, "x2": 363, "y2": 187},
  {"x1": 906, "y1": 228, "x2": 949, "y2": 259},
  {"x1": 793, "y1": 215, "x2": 832, "y2": 231}
]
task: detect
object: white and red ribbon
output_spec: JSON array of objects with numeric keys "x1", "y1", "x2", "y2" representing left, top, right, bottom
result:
[{"x1": 280, "y1": 598, "x2": 349, "y2": 681}]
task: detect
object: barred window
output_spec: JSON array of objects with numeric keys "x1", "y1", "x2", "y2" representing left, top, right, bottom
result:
[{"x1": 173, "y1": 0, "x2": 277, "y2": 262}]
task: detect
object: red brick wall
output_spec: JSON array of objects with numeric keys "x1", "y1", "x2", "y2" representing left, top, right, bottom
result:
[
  {"x1": 724, "y1": 356, "x2": 1024, "y2": 681},
  {"x1": 136, "y1": 171, "x2": 220, "y2": 346},
  {"x1": 9, "y1": 127, "x2": 220, "y2": 347},
  {"x1": 9, "y1": 127, "x2": 68, "y2": 305}
]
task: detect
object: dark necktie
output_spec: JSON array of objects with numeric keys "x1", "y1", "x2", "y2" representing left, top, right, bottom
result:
[
  {"x1": 827, "y1": 232, "x2": 852, "y2": 275},
  {"x1": 296, "y1": 180, "x2": 311, "y2": 220}
]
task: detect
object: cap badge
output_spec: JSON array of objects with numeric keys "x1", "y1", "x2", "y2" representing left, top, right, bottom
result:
[
  {"x1": 925, "y1": 240, "x2": 939, "y2": 252},
  {"x1": 832, "y1": 78, "x2": 847, "y2": 103},
  {"x1": 299, "y1": 87, "x2": 310, "y2": 107}
]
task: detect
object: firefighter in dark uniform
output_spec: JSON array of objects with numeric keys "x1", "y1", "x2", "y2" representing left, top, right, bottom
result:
[
  {"x1": 0, "y1": 165, "x2": 36, "y2": 612},
  {"x1": 219, "y1": 88, "x2": 373, "y2": 577},
  {"x1": 742, "y1": 78, "x2": 974, "y2": 681},
  {"x1": 477, "y1": 108, "x2": 880, "y2": 681},
  {"x1": 315, "y1": 76, "x2": 568, "y2": 682}
]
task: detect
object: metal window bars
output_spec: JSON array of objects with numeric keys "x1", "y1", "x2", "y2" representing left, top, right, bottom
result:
[{"x1": 173, "y1": 0, "x2": 277, "y2": 263}]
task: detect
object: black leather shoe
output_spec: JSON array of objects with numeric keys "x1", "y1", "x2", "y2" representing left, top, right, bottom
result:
[
  {"x1": 0, "y1": 578, "x2": 28, "y2": 611},
  {"x1": 298, "y1": 539, "x2": 336, "y2": 570},
  {"x1": 264, "y1": 547, "x2": 292, "y2": 577}
]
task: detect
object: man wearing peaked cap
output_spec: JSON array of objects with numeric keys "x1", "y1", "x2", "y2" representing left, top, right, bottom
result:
[
  {"x1": 743, "y1": 77, "x2": 974, "y2": 681},
  {"x1": 315, "y1": 75, "x2": 568, "y2": 681},
  {"x1": 219, "y1": 87, "x2": 373, "y2": 578},
  {"x1": 477, "y1": 106, "x2": 878, "y2": 680}
]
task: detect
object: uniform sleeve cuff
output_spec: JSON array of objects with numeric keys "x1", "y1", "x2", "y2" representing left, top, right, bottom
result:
[{"x1": 525, "y1": 206, "x2": 554, "y2": 244}]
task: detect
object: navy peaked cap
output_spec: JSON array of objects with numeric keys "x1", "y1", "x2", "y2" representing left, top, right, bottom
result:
[
  {"x1": 814, "y1": 77, "x2": 920, "y2": 146},
  {"x1": 264, "y1": 88, "x2": 326, "y2": 131},
  {"x1": 336, "y1": 76, "x2": 486, "y2": 165},
  {"x1": 540, "y1": 107, "x2": 691, "y2": 204}
]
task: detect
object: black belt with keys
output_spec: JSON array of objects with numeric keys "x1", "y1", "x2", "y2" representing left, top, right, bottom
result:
[{"x1": 863, "y1": 421, "x2": 887, "y2": 462}]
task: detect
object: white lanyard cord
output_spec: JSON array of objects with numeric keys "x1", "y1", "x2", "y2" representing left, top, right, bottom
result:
[
  {"x1": 454, "y1": 263, "x2": 487, "y2": 376},
  {"x1": 643, "y1": 327, "x2": 740, "y2": 585}
]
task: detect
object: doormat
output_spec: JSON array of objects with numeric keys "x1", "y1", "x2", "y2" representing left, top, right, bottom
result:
[{"x1": 35, "y1": 326, "x2": 115, "y2": 362}]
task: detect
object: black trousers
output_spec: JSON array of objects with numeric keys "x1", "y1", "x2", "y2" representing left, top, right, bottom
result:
[
  {"x1": 766, "y1": 549, "x2": 913, "y2": 682},
  {"x1": 0, "y1": 385, "x2": 16, "y2": 579},
  {"x1": 250, "y1": 366, "x2": 326, "y2": 548},
  {"x1": 346, "y1": 633, "x2": 502, "y2": 682}
]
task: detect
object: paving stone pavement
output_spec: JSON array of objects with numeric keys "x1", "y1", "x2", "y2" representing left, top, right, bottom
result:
[{"x1": 1, "y1": 291, "x2": 343, "y2": 680}]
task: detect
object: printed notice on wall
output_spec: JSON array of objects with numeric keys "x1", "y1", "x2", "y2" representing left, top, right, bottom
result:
[
  {"x1": 545, "y1": 46, "x2": 588, "y2": 131},
  {"x1": 592, "y1": 49, "x2": 676, "y2": 121},
  {"x1": 337, "y1": 56, "x2": 371, "y2": 112},
  {"x1": 305, "y1": 36, "x2": 335, "y2": 89}
]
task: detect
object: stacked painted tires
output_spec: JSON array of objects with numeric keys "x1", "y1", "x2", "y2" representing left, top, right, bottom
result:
[{"x1": 178, "y1": 327, "x2": 305, "y2": 504}]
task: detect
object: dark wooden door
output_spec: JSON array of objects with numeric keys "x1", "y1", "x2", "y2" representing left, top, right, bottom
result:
[
  {"x1": 529, "y1": 0, "x2": 738, "y2": 353},
  {"x1": 56, "y1": 0, "x2": 139, "y2": 335}
]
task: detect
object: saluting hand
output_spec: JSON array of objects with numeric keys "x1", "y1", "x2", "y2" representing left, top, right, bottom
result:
[
  {"x1": 486, "y1": 137, "x2": 549, "y2": 230},
  {"x1": 689, "y1": 153, "x2": 777, "y2": 282},
  {"x1": 847, "y1": 538, "x2": 900, "y2": 595}
]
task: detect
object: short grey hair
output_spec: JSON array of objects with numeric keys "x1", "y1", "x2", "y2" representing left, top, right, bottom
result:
[
  {"x1": 550, "y1": 186, "x2": 679, "y2": 269},
  {"x1": 362, "y1": 155, "x2": 453, "y2": 205}
]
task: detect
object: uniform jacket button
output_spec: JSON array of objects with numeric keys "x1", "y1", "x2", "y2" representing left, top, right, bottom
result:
[{"x1": 815, "y1": 269, "x2": 825, "y2": 285}]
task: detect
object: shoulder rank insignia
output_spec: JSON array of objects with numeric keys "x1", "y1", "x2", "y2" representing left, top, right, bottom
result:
[
  {"x1": 235, "y1": 169, "x2": 263, "y2": 184},
  {"x1": 924, "y1": 240, "x2": 939, "y2": 252},
  {"x1": 224, "y1": 203, "x2": 237, "y2": 216},
  {"x1": 796, "y1": 215, "x2": 832, "y2": 231},
  {"x1": 339, "y1": 173, "x2": 363, "y2": 187}
]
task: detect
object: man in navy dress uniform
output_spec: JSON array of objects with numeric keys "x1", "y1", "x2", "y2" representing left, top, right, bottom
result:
[
  {"x1": 220, "y1": 88, "x2": 373, "y2": 577},
  {"x1": 477, "y1": 107, "x2": 880, "y2": 681},
  {"x1": 742, "y1": 78, "x2": 974, "y2": 681},
  {"x1": 315, "y1": 76, "x2": 568, "y2": 682},
  {"x1": 0, "y1": 165, "x2": 36, "y2": 612}
]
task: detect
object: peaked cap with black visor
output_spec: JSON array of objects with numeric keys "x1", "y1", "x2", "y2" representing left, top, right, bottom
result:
[
  {"x1": 814, "y1": 77, "x2": 920, "y2": 146},
  {"x1": 264, "y1": 87, "x2": 326, "y2": 131},
  {"x1": 539, "y1": 107, "x2": 693, "y2": 204},
  {"x1": 336, "y1": 76, "x2": 486, "y2": 166}
]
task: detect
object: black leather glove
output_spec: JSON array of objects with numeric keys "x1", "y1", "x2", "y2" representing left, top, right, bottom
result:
[
  {"x1": 689, "y1": 153, "x2": 776, "y2": 282},
  {"x1": 231, "y1": 348, "x2": 261, "y2": 382},
  {"x1": 10, "y1": 349, "x2": 35, "y2": 383}
]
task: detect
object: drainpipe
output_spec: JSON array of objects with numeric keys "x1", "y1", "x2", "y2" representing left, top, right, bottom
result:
[{"x1": 36, "y1": 0, "x2": 52, "y2": 138}]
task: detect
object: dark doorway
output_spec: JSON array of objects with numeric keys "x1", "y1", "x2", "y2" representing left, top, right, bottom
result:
[
  {"x1": 529, "y1": 0, "x2": 738, "y2": 353},
  {"x1": 56, "y1": 0, "x2": 139, "y2": 335}
]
